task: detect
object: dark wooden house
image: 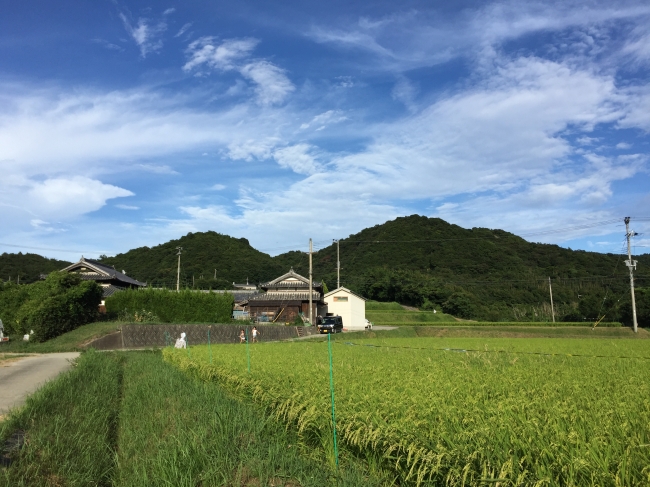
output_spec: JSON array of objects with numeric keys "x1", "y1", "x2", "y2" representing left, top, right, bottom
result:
[
  {"x1": 248, "y1": 268, "x2": 325, "y2": 323},
  {"x1": 61, "y1": 257, "x2": 146, "y2": 298}
]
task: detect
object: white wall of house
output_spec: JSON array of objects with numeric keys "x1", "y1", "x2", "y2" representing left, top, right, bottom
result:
[{"x1": 323, "y1": 287, "x2": 367, "y2": 330}]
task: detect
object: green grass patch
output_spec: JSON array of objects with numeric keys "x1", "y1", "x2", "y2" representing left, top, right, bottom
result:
[
  {"x1": 366, "y1": 311, "x2": 456, "y2": 322},
  {"x1": 364, "y1": 301, "x2": 405, "y2": 310},
  {"x1": 0, "y1": 350, "x2": 122, "y2": 486},
  {"x1": 115, "y1": 351, "x2": 384, "y2": 486},
  {"x1": 165, "y1": 337, "x2": 650, "y2": 485},
  {"x1": 373, "y1": 320, "x2": 622, "y2": 327},
  {"x1": 0, "y1": 321, "x2": 121, "y2": 353}
]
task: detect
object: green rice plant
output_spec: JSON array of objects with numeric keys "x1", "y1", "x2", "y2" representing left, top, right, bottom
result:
[
  {"x1": 164, "y1": 337, "x2": 650, "y2": 486},
  {"x1": 0, "y1": 350, "x2": 123, "y2": 486}
]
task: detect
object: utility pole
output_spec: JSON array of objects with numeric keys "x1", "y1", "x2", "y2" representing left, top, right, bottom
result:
[
  {"x1": 624, "y1": 217, "x2": 639, "y2": 332},
  {"x1": 334, "y1": 239, "x2": 340, "y2": 289},
  {"x1": 309, "y1": 238, "x2": 313, "y2": 326},
  {"x1": 548, "y1": 277, "x2": 555, "y2": 323},
  {"x1": 176, "y1": 247, "x2": 182, "y2": 292}
]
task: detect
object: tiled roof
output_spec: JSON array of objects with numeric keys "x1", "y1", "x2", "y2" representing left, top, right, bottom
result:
[
  {"x1": 102, "y1": 284, "x2": 125, "y2": 297},
  {"x1": 261, "y1": 268, "x2": 321, "y2": 290},
  {"x1": 61, "y1": 257, "x2": 146, "y2": 287},
  {"x1": 249, "y1": 291, "x2": 321, "y2": 301}
]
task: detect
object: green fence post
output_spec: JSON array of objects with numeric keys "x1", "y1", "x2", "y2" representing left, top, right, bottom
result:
[
  {"x1": 246, "y1": 328, "x2": 251, "y2": 373},
  {"x1": 208, "y1": 328, "x2": 212, "y2": 364},
  {"x1": 328, "y1": 333, "x2": 339, "y2": 469}
]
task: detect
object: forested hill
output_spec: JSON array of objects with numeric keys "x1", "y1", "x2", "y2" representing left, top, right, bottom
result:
[
  {"x1": 3, "y1": 216, "x2": 648, "y2": 323},
  {"x1": 274, "y1": 215, "x2": 650, "y2": 323},
  {"x1": 98, "y1": 231, "x2": 287, "y2": 289},
  {"x1": 0, "y1": 252, "x2": 71, "y2": 284}
]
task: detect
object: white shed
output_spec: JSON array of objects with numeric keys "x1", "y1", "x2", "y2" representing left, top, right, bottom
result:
[{"x1": 323, "y1": 287, "x2": 367, "y2": 331}]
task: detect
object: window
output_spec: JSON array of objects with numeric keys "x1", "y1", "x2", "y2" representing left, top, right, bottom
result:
[{"x1": 333, "y1": 296, "x2": 348, "y2": 302}]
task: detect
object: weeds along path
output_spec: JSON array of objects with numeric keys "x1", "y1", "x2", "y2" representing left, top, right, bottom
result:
[
  {"x1": 163, "y1": 338, "x2": 650, "y2": 486},
  {"x1": 1, "y1": 351, "x2": 386, "y2": 486},
  {"x1": 0, "y1": 350, "x2": 123, "y2": 486}
]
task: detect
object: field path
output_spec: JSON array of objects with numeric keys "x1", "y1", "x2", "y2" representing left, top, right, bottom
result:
[{"x1": 0, "y1": 353, "x2": 79, "y2": 416}]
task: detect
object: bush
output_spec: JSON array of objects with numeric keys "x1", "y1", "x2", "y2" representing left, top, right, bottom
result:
[
  {"x1": 106, "y1": 288, "x2": 234, "y2": 323},
  {"x1": 0, "y1": 273, "x2": 102, "y2": 341}
]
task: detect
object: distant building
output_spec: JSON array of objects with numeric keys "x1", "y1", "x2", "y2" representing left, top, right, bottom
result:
[
  {"x1": 233, "y1": 279, "x2": 257, "y2": 291},
  {"x1": 248, "y1": 268, "x2": 325, "y2": 324},
  {"x1": 323, "y1": 287, "x2": 367, "y2": 330},
  {"x1": 61, "y1": 257, "x2": 146, "y2": 299}
]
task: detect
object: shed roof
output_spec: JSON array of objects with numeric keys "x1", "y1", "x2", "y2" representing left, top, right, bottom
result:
[{"x1": 323, "y1": 287, "x2": 367, "y2": 301}]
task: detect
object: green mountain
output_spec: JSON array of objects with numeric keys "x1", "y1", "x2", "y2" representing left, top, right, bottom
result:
[
  {"x1": 0, "y1": 252, "x2": 71, "y2": 284},
  {"x1": 98, "y1": 231, "x2": 287, "y2": 289},
  {"x1": 274, "y1": 215, "x2": 649, "y2": 324}
]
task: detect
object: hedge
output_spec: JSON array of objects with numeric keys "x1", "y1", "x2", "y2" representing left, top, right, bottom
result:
[{"x1": 106, "y1": 288, "x2": 234, "y2": 323}]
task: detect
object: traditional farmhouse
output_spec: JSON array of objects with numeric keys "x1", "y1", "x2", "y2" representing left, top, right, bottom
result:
[
  {"x1": 323, "y1": 287, "x2": 368, "y2": 330},
  {"x1": 248, "y1": 268, "x2": 325, "y2": 323},
  {"x1": 61, "y1": 257, "x2": 146, "y2": 298}
]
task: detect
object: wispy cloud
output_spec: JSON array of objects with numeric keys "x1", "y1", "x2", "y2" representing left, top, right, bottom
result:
[
  {"x1": 116, "y1": 204, "x2": 140, "y2": 210},
  {"x1": 119, "y1": 12, "x2": 167, "y2": 57},
  {"x1": 135, "y1": 164, "x2": 179, "y2": 175},
  {"x1": 300, "y1": 110, "x2": 348, "y2": 130},
  {"x1": 183, "y1": 37, "x2": 294, "y2": 105},
  {"x1": 175, "y1": 22, "x2": 192, "y2": 38},
  {"x1": 91, "y1": 38, "x2": 124, "y2": 51}
]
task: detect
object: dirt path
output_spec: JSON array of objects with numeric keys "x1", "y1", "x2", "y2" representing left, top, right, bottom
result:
[{"x1": 0, "y1": 353, "x2": 80, "y2": 416}]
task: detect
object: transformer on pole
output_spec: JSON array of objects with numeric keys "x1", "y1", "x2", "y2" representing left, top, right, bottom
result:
[{"x1": 624, "y1": 217, "x2": 638, "y2": 332}]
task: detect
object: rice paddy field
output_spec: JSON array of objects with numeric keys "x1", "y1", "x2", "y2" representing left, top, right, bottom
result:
[
  {"x1": 164, "y1": 335, "x2": 650, "y2": 486},
  {"x1": 0, "y1": 350, "x2": 385, "y2": 486}
]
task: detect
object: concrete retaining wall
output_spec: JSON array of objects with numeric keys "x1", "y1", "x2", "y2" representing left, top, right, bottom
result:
[{"x1": 87, "y1": 323, "x2": 316, "y2": 350}]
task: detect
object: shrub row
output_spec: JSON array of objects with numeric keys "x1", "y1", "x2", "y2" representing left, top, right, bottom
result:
[{"x1": 105, "y1": 288, "x2": 234, "y2": 323}]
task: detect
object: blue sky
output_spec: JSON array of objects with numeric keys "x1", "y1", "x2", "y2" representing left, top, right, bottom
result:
[{"x1": 1, "y1": 0, "x2": 649, "y2": 260}]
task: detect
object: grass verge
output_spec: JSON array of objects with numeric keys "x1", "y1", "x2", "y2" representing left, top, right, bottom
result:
[
  {"x1": 0, "y1": 322, "x2": 121, "y2": 353},
  {"x1": 0, "y1": 350, "x2": 122, "y2": 486}
]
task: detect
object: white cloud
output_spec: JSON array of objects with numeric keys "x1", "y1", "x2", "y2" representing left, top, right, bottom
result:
[
  {"x1": 239, "y1": 61, "x2": 295, "y2": 106},
  {"x1": 135, "y1": 164, "x2": 179, "y2": 175},
  {"x1": 116, "y1": 204, "x2": 140, "y2": 210},
  {"x1": 119, "y1": 13, "x2": 167, "y2": 57},
  {"x1": 616, "y1": 142, "x2": 632, "y2": 149},
  {"x1": 163, "y1": 8, "x2": 175, "y2": 16},
  {"x1": 391, "y1": 77, "x2": 419, "y2": 112},
  {"x1": 300, "y1": 110, "x2": 348, "y2": 130},
  {"x1": 175, "y1": 22, "x2": 192, "y2": 38},
  {"x1": 91, "y1": 38, "x2": 124, "y2": 51},
  {"x1": 183, "y1": 37, "x2": 258, "y2": 72},
  {"x1": 308, "y1": 3, "x2": 650, "y2": 72},
  {"x1": 183, "y1": 38, "x2": 294, "y2": 105},
  {"x1": 272, "y1": 144, "x2": 320, "y2": 175},
  {"x1": 211, "y1": 184, "x2": 226, "y2": 190},
  {"x1": 227, "y1": 137, "x2": 281, "y2": 161}
]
